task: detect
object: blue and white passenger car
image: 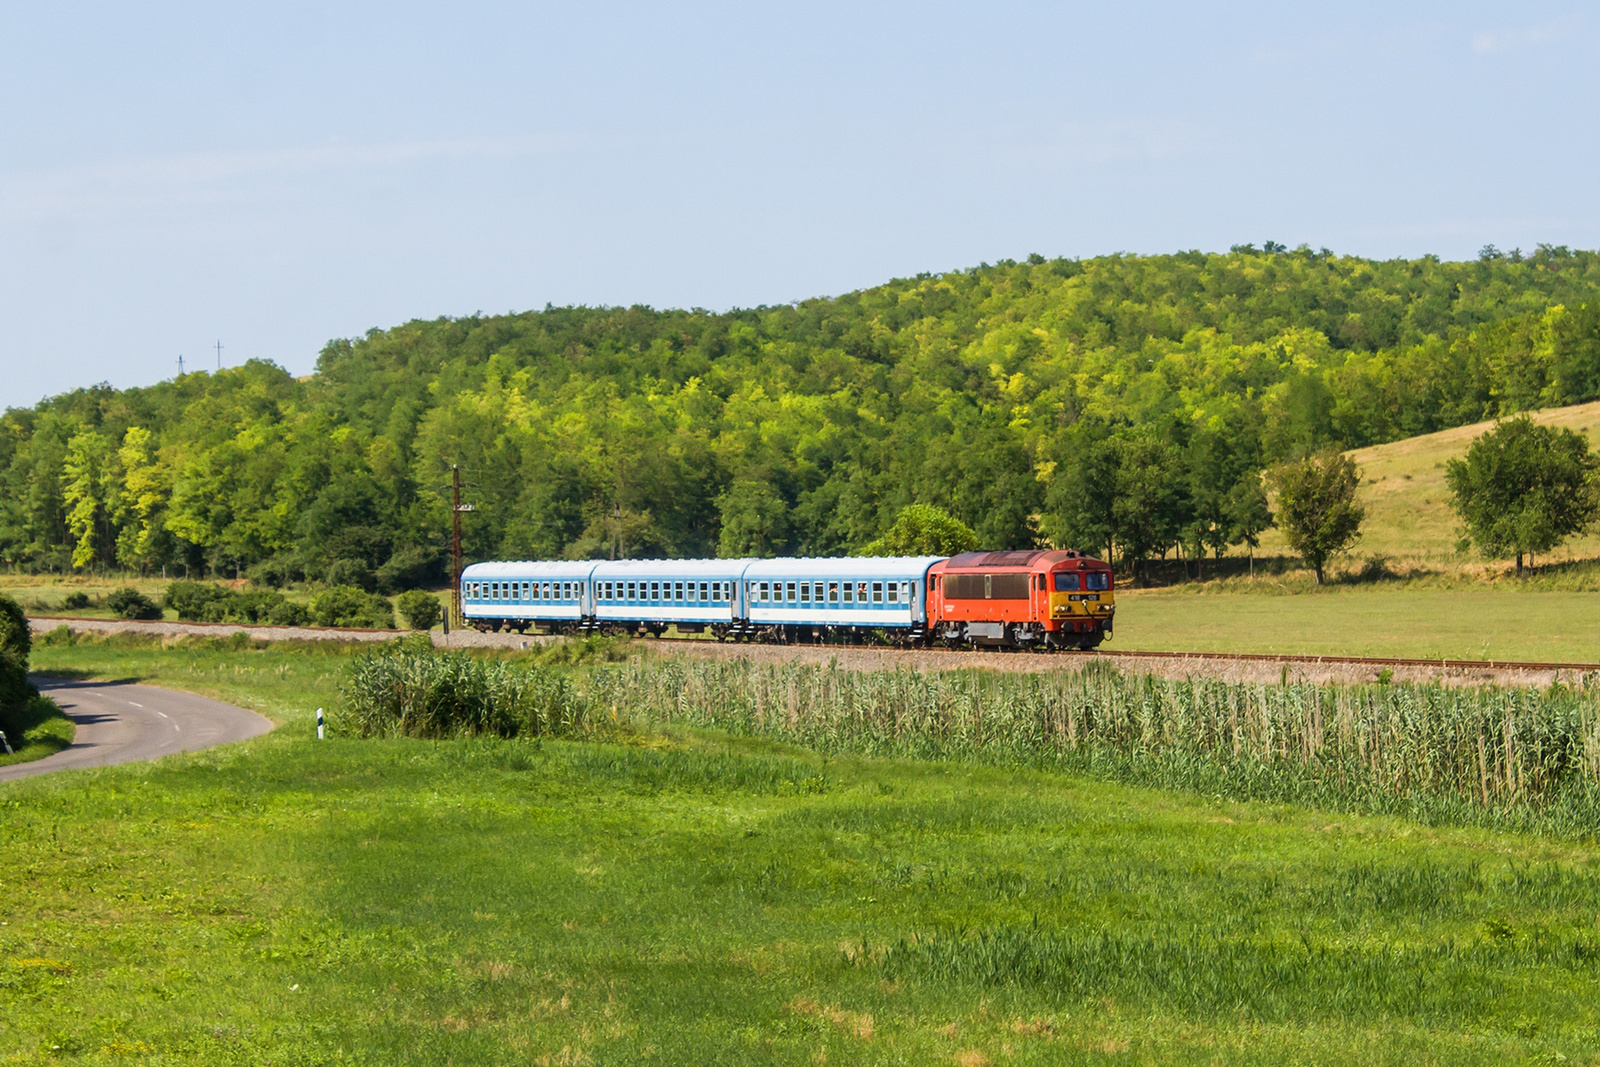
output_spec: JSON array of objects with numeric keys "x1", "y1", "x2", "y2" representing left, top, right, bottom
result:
[
  {"x1": 740, "y1": 556, "x2": 942, "y2": 636},
  {"x1": 459, "y1": 560, "x2": 599, "y2": 631},
  {"x1": 460, "y1": 554, "x2": 942, "y2": 642},
  {"x1": 589, "y1": 559, "x2": 747, "y2": 634}
]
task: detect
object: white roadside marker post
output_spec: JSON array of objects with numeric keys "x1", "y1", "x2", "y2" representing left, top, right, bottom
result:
[
  {"x1": 316, "y1": 708, "x2": 324, "y2": 740},
  {"x1": 0, "y1": 730, "x2": 11, "y2": 755}
]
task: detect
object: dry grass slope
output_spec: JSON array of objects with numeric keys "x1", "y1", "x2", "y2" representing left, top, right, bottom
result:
[{"x1": 1256, "y1": 399, "x2": 1600, "y2": 568}]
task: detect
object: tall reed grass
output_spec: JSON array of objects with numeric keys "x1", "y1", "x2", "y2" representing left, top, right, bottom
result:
[
  {"x1": 338, "y1": 647, "x2": 586, "y2": 739},
  {"x1": 588, "y1": 658, "x2": 1600, "y2": 835}
]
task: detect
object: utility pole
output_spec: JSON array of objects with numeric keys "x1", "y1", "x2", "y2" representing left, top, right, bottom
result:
[
  {"x1": 215, "y1": 340, "x2": 224, "y2": 370},
  {"x1": 177, "y1": 354, "x2": 185, "y2": 375},
  {"x1": 450, "y1": 465, "x2": 475, "y2": 627}
]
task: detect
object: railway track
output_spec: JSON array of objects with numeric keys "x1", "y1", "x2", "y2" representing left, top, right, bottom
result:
[{"x1": 28, "y1": 615, "x2": 1600, "y2": 675}]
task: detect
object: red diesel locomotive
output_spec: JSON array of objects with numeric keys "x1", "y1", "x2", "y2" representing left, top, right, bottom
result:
[{"x1": 928, "y1": 549, "x2": 1114, "y2": 650}]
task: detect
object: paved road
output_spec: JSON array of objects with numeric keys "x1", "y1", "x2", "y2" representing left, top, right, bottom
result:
[{"x1": 0, "y1": 679, "x2": 274, "y2": 783}]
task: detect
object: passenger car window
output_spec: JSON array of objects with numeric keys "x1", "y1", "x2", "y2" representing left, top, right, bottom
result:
[
  {"x1": 829, "y1": 582, "x2": 839, "y2": 602},
  {"x1": 843, "y1": 583, "x2": 853, "y2": 603},
  {"x1": 786, "y1": 582, "x2": 796, "y2": 602},
  {"x1": 872, "y1": 581, "x2": 883, "y2": 603},
  {"x1": 800, "y1": 583, "x2": 810, "y2": 603}
]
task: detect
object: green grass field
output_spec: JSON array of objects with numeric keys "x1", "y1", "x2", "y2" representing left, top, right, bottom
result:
[
  {"x1": 1116, "y1": 585, "x2": 1600, "y2": 662},
  {"x1": 5, "y1": 642, "x2": 1600, "y2": 1064}
]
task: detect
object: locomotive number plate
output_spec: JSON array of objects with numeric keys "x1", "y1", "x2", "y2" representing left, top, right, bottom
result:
[{"x1": 1067, "y1": 593, "x2": 1100, "y2": 602}]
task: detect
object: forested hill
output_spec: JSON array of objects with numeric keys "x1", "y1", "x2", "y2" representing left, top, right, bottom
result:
[{"x1": 7, "y1": 244, "x2": 1600, "y2": 586}]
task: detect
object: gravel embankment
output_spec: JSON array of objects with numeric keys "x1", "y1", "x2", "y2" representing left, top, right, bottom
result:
[{"x1": 28, "y1": 615, "x2": 1594, "y2": 689}]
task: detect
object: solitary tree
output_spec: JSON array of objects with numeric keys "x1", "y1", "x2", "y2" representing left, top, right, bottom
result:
[
  {"x1": 1267, "y1": 450, "x2": 1364, "y2": 584},
  {"x1": 1445, "y1": 416, "x2": 1600, "y2": 574},
  {"x1": 1225, "y1": 475, "x2": 1274, "y2": 578},
  {"x1": 859, "y1": 504, "x2": 980, "y2": 556}
]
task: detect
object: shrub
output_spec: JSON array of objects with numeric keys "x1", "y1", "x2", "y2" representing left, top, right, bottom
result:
[
  {"x1": 62, "y1": 592, "x2": 90, "y2": 610},
  {"x1": 163, "y1": 581, "x2": 309, "y2": 626},
  {"x1": 310, "y1": 586, "x2": 395, "y2": 629},
  {"x1": 0, "y1": 593, "x2": 34, "y2": 714},
  {"x1": 36, "y1": 624, "x2": 74, "y2": 647},
  {"x1": 395, "y1": 590, "x2": 443, "y2": 631},
  {"x1": 266, "y1": 600, "x2": 310, "y2": 626},
  {"x1": 106, "y1": 587, "x2": 163, "y2": 620},
  {"x1": 165, "y1": 581, "x2": 232, "y2": 621},
  {"x1": 338, "y1": 647, "x2": 585, "y2": 738}
]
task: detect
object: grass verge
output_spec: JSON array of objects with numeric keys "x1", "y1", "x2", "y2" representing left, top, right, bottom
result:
[
  {"x1": 0, "y1": 693, "x2": 73, "y2": 767},
  {"x1": 5, "y1": 641, "x2": 1600, "y2": 1063}
]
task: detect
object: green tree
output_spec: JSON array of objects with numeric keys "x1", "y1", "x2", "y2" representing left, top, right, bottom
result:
[
  {"x1": 396, "y1": 589, "x2": 444, "y2": 631},
  {"x1": 858, "y1": 504, "x2": 980, "y2": 556},
  {"x1": 1267, "y1": 451, "x2": 1364, "y2": 584},
  {"x1": 1225, "y1": 476, "x2": 1274, "y2": 577},
  {"x1": 62, "y1": 430, "x2": 113, "y2": 570},
  {"x1": 717, "y1": 479, "x2": 788, "y2": 557},
  {"x1": 113, "y1": 426, "x2": 172, "y2": 573},
  {"x1": 1444, "y1": 417, "x2": 1600, "y2": 574}
]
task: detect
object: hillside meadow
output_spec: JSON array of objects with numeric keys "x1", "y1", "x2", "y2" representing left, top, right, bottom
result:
[
  {"x1": 1253, "y1": 397, "x2": 1600, "y2": 569},
  {"x1": 4, "y1": 640, "x2": 1600, "y2": 1064}
]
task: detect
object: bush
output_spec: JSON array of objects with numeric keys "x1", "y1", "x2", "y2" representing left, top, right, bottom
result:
[
  {"x1": 395, "y1": 590, "x2": 443, "y2": 631},
  {"x1": 338, "y1": 647, "x2": 585, "y2": 738},
  {"x1": 310, "y1": 586, "x2": 395, "y2": 629},
  {"x1": 165, "y1": 581, "x2": 232, "y2": 621},
  {"x1": 0, "y1": 593, "x2": 34, "y2": 714},
  {"x1": 266, "y1": 600, "x2": 311, "y2": 626},
  {"x1": 62, "y1": 592, "x2": 90, "y2": 610},
  {"x1": 106, "y1": 587, "x2": 163, "y2": 620},
  {"x1": 163, "y1": 581, "x2": 309, "y2": 627}
]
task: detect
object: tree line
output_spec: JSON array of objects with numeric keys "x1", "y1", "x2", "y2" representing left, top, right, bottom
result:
[{"x1": 4, "y1": 244, "x2": 1600, "y2": 583}]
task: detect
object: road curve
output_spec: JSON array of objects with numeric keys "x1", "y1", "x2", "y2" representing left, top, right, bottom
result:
[{"x1": 0, "y1": 679, "x2": 274, "y2": 783}]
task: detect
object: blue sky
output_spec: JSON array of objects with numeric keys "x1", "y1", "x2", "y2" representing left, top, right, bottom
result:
[{"x1": 2, "y1": 2, "x2": 1597, "y2": 408}]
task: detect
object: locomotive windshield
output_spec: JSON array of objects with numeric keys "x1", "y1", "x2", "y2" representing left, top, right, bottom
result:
[{"x1": 1054, "y1": 571, "x2": 1112, "y2": 591}]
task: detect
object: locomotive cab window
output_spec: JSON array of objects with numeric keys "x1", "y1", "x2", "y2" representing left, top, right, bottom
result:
[
  {"x1": 1053, "y1": 573, "x2": 1081, "y2": 592},
  {"x1": 1086, "y1": 572, "x2": 1110, "y2": 591}
]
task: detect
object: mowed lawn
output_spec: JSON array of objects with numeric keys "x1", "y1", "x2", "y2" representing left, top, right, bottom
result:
[
  {"x1": 3, "y1": 644, "x2": 1600, "y2": 1064},
  {"x1": 1116, "y1": 586, "x2": 1600, "y2": 662}
]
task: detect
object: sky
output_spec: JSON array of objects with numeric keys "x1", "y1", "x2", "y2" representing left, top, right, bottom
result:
[{"x1": 1, "y1": 1, "x2": 1598, "y2": 409}]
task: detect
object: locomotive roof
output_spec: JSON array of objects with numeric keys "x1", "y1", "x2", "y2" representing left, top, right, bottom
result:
[{"x1": 941, "y1": 549, "x2": 1094, "y2": 570}]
